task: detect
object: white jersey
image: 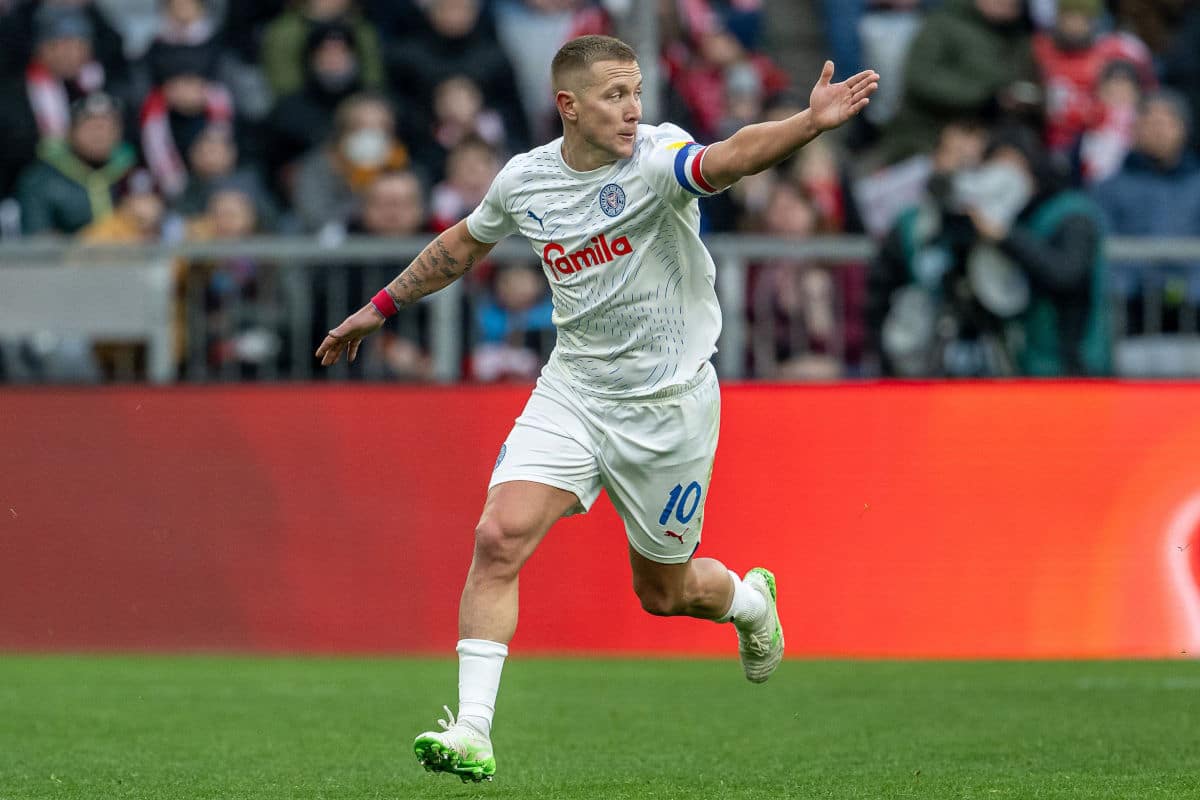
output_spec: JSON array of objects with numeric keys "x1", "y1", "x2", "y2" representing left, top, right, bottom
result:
[{"x1": 466, "y1": 122, "x2": 724, "y2": 398}]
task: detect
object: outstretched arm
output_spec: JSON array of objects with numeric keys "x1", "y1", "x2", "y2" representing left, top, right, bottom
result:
[
  {"x1": 315, "y1": 219, "x2": 496, "y2": 366},
  {"x1": 701, "y1": 61, "x2": 879, "y2": 190}
]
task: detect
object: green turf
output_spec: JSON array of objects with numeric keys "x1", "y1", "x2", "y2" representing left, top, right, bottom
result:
[{"x1": 1, "y1": 656, "x2": 1198, "y2": 799}]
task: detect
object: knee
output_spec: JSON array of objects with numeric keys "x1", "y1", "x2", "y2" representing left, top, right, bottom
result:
[
  {"x1": 472, "y1": 516, "x2": 528, "y2": 577},
  {"x1": 633, "y1": 581, "x2": 686, "y2": 617}
]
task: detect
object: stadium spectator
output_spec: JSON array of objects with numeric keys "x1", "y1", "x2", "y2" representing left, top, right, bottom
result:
[
  {"x1": 0, "y1": 5, "x2": 110, "y2": 197},
  {"x1": 331, "y1": 170, "x2": 435, "y2": 381},
  {"x1": 429, "y1": 136, "x2": 501, "y2": 232},
  {"x1": 716, "y1": 60, "x2": 766, "y2": 141},
  {"x1": 259, "y1": 0, "x2": 384, "y2": 98},
  {"x1": 264, "y1": 20, "x2": 370, "y2": 193},
  {"x1": 77, "y1": 168, "x2": 168, "y2": 244},
  {"x1": 140, "y1": 43, "x2": 234, "y2": 199},
  {"x1": 662, "y1": 9, "x2": 788, "y2": 142},
  {"x1": 355, "y1": 170, "x2": 427, "y2": 237},
  {"x1": 1077, "y1": 60, "x2": 1144, "y2": 184},
  {"x1": 704, "y1": 0, "x2": 766, "y2": 52},
  {"x1": 173, "y1": 122, "x2": 278, "y2": 229},
  {"x1": 718, "y1": 94, "x2": 806, "y2": 233},
  {"x1": 186, "y1": 187, "x2": 291, "y2": 377},
  {"x1": 137, "y1": 0, "x2": 272, "y2": 123},
  {"x1": 1092, "y1": 90, "x2": 1200, "y2": 334},
  {"x1": 694, "y1": 61, "x2": 778, "y2": 232},
  {"x1": 137, "y1": 0, "x2": 223, "y2": 77},
  {"x1": 963, "y1": 127, "x2": 1109, "y2": 376},
  {"x1": 1158, "y1": 3, "x2": 1200, "y2": 153},
  {"x1": 75, "y1": 168, "x2": 176, "y2": 380},
  {"x1": 15, "y1": 92, "x2": 136, "y2": 235},
  {"x1": 876, "y1": 0, "x2": 1041, "y2": 165},
  {"x1": 0, "y1": 0, "x2": 127, "y2": 87},
  {"x1": 747, "y1": 177, "x2": 864, "y2": 380},
  {"x1": 1114, "y1": 0, "x2": 1190, "y2": 55},
  {"x1": 416, "y1": 75, "x2": 512, "y2": 183},
  {"x1": 470, "y1": 261, "x2": 555, "y2": 382},
  {"x1": 818, "y1": 0, "x2": 867, "y2": 77},
  {"x1": 222, "y1": 0, "x2": 287, "y2": 64},
  {"x1": 148, "y1": 0, "x2": 219, "y2": 48},
  {"x1": 856, "y1": 1, "x2": 927, "y2": 130},
  {"x1": 291, "y1": 93, "x2": 410, "y2": 233},
  {"x1": 355, "y1": 0, "x2": 426, "y2": 40},
  {"x1": 868, "y1": 118, "x2": 994, "y2": 376},
  {"x1": 389, "y1": 0, "x2": 528, "y2": 154},
  {"x1": 1033, "y1": 0, "x2": 1154, "y2": 177},
  {"x1": 872, "y1": 124, "x2": 1108, "y2": 377},
  {"x1": 793, "y1": 135, "x2": 857, "y2": 233},
  {"x1": 491, "y1": 0, "x2": 606, "y2": 141}
]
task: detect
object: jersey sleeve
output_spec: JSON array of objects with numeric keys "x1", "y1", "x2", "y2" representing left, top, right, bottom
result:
[
  {"x1": 465, "y1": 164, "x2": 517, "y2": 243},
  {"x1": 639, "y1": 122, "x2": 725, "y2": 203}
]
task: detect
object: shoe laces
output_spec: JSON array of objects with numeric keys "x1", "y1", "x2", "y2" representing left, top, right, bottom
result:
[
  {"x1": 437, "y1": 705, "x2": 488, "y2": 739},
  {"x1": 740, "y1": 626, "x2": 771, "y2": 655},
  {"x1": 437, "y1": 705, "x2": 457, "y2": 731}
]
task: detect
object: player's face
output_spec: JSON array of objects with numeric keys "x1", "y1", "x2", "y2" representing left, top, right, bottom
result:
[{"x1": 578, "y1": 60, "x2": 643, "y2": 161}]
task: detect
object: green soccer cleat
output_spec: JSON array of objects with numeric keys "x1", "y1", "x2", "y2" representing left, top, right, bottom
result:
[
  {"x1": 413, "y1": 705, "x2": 496, "y2": 783},
  {"x1": 737, "y1": 567, "x2": 784, "y2": 683}
]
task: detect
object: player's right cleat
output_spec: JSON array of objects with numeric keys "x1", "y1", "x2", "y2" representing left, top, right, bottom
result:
[
  {"x1": 413, "y1": 705, "x2": 496, "y2": 783},
  {"x1": 737, "y1": 567, "x2": 784, "y2": 683}
]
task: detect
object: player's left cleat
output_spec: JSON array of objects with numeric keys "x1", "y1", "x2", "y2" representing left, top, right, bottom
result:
[
  {"x1": 737, "y1": 567, "x2": 784, "y2": 683},
  {"x1": 413, "y1": 705, "x2": 496, "y2": 783}
]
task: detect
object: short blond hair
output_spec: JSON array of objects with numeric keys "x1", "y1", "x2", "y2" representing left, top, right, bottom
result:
[{"x1": 551, "y1": 35, "x2": 637, "y2": 93}]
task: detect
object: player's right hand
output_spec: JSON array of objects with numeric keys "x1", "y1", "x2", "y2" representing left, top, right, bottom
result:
[{"x1": 315, "y1": 304, "x2": 386, "y2": 366}]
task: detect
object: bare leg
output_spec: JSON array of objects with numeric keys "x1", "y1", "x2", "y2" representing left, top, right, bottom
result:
[
  {"x1": 628, "y1": 546, "x2": 734, "y2": 619},
  {"x1": 459, "y1": 480, "x2": 580, "y2": 642}
]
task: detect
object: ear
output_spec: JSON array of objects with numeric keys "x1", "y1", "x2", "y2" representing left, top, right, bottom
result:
[{"x1": 556, "y1": 89, "x2": 578, "y2": 122}]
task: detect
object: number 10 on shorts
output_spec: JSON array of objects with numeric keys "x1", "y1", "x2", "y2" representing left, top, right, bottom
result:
[{"x1": 659, "y1": 481, "x2": 703, "y2": 526}]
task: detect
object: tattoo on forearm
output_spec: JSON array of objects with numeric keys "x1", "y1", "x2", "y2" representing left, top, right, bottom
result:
[
  {"x1": 385, "y1": 231, "x2": 478, "y2": 309},
  {"x1": 434, "y1": 240, "x2": 459, "y2": 279}
]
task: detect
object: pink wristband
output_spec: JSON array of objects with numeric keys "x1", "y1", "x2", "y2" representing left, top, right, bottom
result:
[{"x1": 370, "y1": 289, "x2": 398, "y2": 318}]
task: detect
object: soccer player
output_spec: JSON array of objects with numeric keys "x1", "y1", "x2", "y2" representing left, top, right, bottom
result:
[{"x1": 315, "y1": 35, "x2": 878, "y2": 783}]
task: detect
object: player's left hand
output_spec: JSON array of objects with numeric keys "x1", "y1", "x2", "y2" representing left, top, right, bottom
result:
[{"x1": 808, "y1": 61, "x2": 880, "y2": 133}]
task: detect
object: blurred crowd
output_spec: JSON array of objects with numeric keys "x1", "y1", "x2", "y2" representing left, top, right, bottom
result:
[{"x1": 3, "y1": 0, "x2": 1200, "y2": 381}]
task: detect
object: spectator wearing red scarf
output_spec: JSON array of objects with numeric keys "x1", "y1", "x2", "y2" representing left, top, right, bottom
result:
[
  {"x1": 1033, "y1": 0, "x2": 1154, "y2": 161},
  {"x1": 140, "y1": 44, "x2": 233, "y2": 199},
  {"x1": 0, "y1": 6, "x2": 109, "y2": 196}
]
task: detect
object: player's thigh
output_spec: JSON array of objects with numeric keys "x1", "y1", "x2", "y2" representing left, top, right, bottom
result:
[
  {"x1": 489, "y1": 375, "x2": 603, "y2": 514},
  {"x1": 474, "y1": 480, "x2": 582, "y2": 563},
  {"x1": 601, "y1": 369, "x2": 721, "y2": 564},
  {"x1": 482, "y1": 374, "x2": 603, "y2": 556}
]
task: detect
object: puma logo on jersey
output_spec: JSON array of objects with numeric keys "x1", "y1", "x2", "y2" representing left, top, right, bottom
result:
[
  {"x1": 542, "y1": 233, "x2": 634, "y2": 281},
  {"x1": 526, "y1": 209, "x2": 546, "y2": 230}
]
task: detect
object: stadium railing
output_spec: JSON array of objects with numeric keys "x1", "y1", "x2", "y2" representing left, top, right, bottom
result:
[{"x1": 3, "y1": 235, "x2": 1200, "y2": 382}]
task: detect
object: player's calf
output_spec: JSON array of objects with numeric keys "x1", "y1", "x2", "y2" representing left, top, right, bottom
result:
[
  {"x1": 633, "y1": 582, "x2": 688, "y2": 616},
  {"x1": 630, "y1": 553, "x2": 734, "y2": 619}
]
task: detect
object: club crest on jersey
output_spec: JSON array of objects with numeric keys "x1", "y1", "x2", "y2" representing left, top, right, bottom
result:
[
  {"x1": 598, "y1": 183, "x2": 626, "y2": 217},
  {"x1": 542, "y1": 233, "x2": 634, "y2": 281}
]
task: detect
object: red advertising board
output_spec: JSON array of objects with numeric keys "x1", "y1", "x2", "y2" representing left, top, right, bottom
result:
[{"x1": 1, "y1": 382, "x2": 1198, "y2": 657}]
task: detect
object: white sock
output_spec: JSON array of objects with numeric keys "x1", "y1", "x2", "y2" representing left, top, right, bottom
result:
[
  {"x1": 456, "y1": 638, "x2": 507, "y2": 738},
  {"x1": 721, "y1": 569, "x2": 767, "y2": 629}
]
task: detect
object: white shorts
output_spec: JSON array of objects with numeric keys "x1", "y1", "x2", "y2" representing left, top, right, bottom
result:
[{"x1": 489, "y1": 361, "x2": 721, "y2": 564}]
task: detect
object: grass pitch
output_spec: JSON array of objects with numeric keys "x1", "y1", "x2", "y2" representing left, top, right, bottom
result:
[{"x1": 1, "y1": 656, "x2": 1198, "y2": 799}]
